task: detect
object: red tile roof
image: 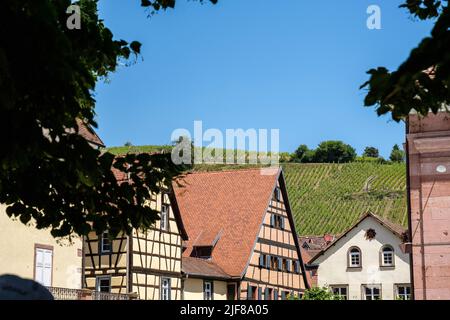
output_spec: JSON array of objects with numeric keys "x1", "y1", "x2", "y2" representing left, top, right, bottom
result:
[
  {"x1": 173, "y1": 168, "x2": 280, "y2": 277},
  {"x1": 76, "y1": 119, "x2": 105, "y2": 147},
  {"x1": 182, "y1": 257, "x2": 231, "y2": 280}
]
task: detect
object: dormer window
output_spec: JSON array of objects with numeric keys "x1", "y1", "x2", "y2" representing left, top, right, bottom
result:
[{"x1": 348, "y1": 247, "x2": 361, "y2": 268}]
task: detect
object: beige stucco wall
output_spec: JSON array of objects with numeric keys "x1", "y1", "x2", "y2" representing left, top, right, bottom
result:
[
  {"x1": 183, "y1": 278, "x2": 227, "y2": 300},
  {"x1": 314, "y1": 216, "x2": 410, "y2": 300},
  {"x1": 0, "y1": 204, "x2": 82, "y2": 289}
]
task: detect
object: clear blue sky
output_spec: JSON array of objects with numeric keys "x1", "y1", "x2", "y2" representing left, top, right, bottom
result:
[{"x1": 95, "y1": 0, "x2": 434, "y2": 158}]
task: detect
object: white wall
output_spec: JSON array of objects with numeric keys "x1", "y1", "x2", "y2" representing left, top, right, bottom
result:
[
  {"x1": 183, "y1": 278, "x2": 227, "y2": 300},
  {"x1": 313, "y1": 216, "x2": 410, "y2": 300}
]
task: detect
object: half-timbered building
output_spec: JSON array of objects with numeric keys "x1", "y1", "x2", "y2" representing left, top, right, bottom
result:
[
  {"x1": 173, "y1": 167, "x2": 309, "y2": 300},
  {"x1": 83, "y1": 184, "x2": 188, "y2": 300}
]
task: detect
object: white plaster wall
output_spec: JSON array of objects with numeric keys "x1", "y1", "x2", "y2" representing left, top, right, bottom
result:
[{"x1": 314, "y1": 216, "x2": 410, "y2": 300}]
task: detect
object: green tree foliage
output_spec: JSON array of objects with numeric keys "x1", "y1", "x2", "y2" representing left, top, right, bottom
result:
[
  {"x1": 291, "y1": 144, "x2": 315, "y2": 163},
  {"x1": 300, "y1": 287, "x2": 342, "y2": 300},
  {"x1": 361, "y1": 0, "x2": 449, "y2": 121},
  {"x1": 0, "y1": 0, "x2": 215, "y2": 238},
  {"x1": 390, "y1": 144, "x2": 406, "y2": 162},
  {"x1": 363, "y1": 146, "x2": 380, "y2": 158},
  {"x1": 313, "y1": 141, "x2": 357, "y2": 163}
]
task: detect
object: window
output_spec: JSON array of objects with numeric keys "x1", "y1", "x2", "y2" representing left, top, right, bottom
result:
[
  {"x1": 270, "y1": 256, "x2": 278, "y2": 269},
  {"x1": 381, "y1": 245, "x2": 395, "y2": 267},
  {"x1": 161, "y1": 204, "x2": 169, "y2": 231},
  {"x1": 100, "y1": 231, "x2": 111, "y2": 254},
  {"x1": 274, "y1": 187, "x2": 281, "y2": 201},
  {"x1": 281, "y1": 291, "x2": 289, "y2": 300},
  {"x1": 293, "y1": 260, "x2": 300, "y2": 274},
  {"x1": 348, "y1": 247, "x2": 361, "y2": 268},
  {"x1": 259, "y1": 254, "x2": 266, "y2": 268},
  {"x1": 34, "y1": 246, "x2": 53, "y2": 287},
  {"x1": 270, "y1": 214, "x2": 285, "y2": 230},
  {"x1": 362, "y1": 285, "x2": 381, "y2": 300},
  {"x1": 96, "y1": 276, "x2": 111, "y2": 293},
  {"x1": 331, "y1": 286, "x2": 348, "y2": 300},
  {"x1": 161, "y1": 277, "x2": 171, "y2": 300},
  {"x1": 204, "y1": 281, "x2": 213, "y2": 300},
  {"x1": 395, "y1": 285, "x2": 411, "y2": 300}
]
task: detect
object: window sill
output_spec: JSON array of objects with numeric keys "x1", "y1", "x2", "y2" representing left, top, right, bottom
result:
[
  {"x1": 379, "y1": 265, "x2": 395, "y2": 270},
  {"x1": 346, "y1": 267, "x2": 362, "y2": 272}
]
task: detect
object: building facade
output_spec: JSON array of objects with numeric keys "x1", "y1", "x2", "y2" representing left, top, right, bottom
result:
[
  {"x1": 0, "y1": 120, "x2": 104, "y2": 292},
  {"x1": 407, "y1": 111, "x2": 450, "y2": 300},
  {"x1": 83, "y1": 191, "x2": 188, "y2": 300},
  {"x1": 308, "y1": 213, "x2": 411, "y2": 300},
  {"x1": 173, "y1": 167, "x2": 309, "y2": 300}
]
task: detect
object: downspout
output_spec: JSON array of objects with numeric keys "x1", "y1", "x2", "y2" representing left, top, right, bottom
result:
[{"x1": 404, "y1": 119, "x2": 415, "y2": 300}]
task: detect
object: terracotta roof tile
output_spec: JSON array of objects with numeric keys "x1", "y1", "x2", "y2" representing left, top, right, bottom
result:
[
  {"x1": 76, "y1": 119, "x2": 105, "y2": 147},
  {"x1": 182, "y1": 257, "x2": 231, "y2": 279},
  {"x1": 173, "y1": 168, "x2": 280, "y2": 277}
]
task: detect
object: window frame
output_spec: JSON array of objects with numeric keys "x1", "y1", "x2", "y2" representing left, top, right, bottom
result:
[
  {"x1": 160, "y1": 277, "x2": 171, "y2": 300},
  {"x1": 273, "y1": 187, "x2": 281, "y2": 201},
  {"x1": 34, "y1": 244, "x2": 54, "y2": 287},
  {"x1": 330, "y1": 285, "x2": 348, "y2": 300},
  {"x1": 100, "y1": 231, "x2": 111, "y2": 254},
  {"x1": 96, "y1": 275, "x2": 111, "y2": 293},
  {"x1": 203, "y1": 280, "x2": 214, "y2": 300},
  {"x1": 362, "y1": 284, "x2": 382, "y2": 300},
  {"x1": 380, "y1": 245, "x2": 395, "y2": 267},
  {"x1": 395, "y1": 284, "x2": 411, "y2": 300},
  {"x1": 347, "y1": 246, "x2": 362, "y2": 268},
  {"x1": 160, "y1": 203, "x2": 169, "y2": 231}
]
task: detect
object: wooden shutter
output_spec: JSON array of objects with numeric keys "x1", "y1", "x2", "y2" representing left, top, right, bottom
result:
[
  {"x1": 286, "y1": 259, "x2": 291, "y2": 272},
  {"x1": 259, "y1": 254, "x2": 265, "y2": 267},
  {"x1": 277, "y1": 257, "x2": 282, "y2": 271},
  {"x1": 281, "y1": 216, "x2": 285, "y2": 229},
  {"x1": 274, "y1": 290, "x2": 279, "y2": 300},
  {"x1": 247, "y1": 285, "x2": 253, "y2": 300},
  {"x1": 35, "y1": 248, "x2": 52, "y2": 287},
  {"x1": 270, "y1": 215, "x2": 275, "y2": 227},
  {"x1": 257, "y1": 287, "x2": 262, "y2": 300},
  {"x1": 264, "y1": 288, "x2": 269, "y2": 300},
  {"x1": 266, "y1": 255, "x2": 271, "y2": 268}
]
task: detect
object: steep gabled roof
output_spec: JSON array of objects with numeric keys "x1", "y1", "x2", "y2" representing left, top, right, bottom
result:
[
  {"x1": 76, "y1": 119, "x2": 105, "y2": 148},
  {"x1": 172, "y1": 167, "x2": 281, "y2": 277},
  {"x1": 308, "y1": 211, "x2": 407, "y2": 264}
]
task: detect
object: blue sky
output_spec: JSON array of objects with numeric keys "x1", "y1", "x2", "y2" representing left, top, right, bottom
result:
[{"x1": 95, "y1": 0, "x2": 434, "y2": 158}]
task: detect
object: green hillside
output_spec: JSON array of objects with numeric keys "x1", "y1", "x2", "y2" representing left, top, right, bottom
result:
[
  {"x1": 282, "y1": 162, "x2": 407, "y2": 236},
  {"x1": 106, "y1": 145, "x2": 408, "y2": 236}
]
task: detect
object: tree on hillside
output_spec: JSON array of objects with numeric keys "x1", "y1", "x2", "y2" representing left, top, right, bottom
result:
[
  {"x1": 390, "y1": 144, "x2": 406, "y2": 162},
  {"x1": 291, "y1": 144, "x2": 315, "y2": 163},
  {"x1": 0, "y1": 0, "x2": 215, "y2": 238},
  {"x1": 361, "y1": 0, "x2": 449, "y2": 121},
  {"x1": 363, "y1": 146, "x2": 379, "y2": 158},
  {"x1": 313, "y1": 141, "x2": 357, "y2": 163}
]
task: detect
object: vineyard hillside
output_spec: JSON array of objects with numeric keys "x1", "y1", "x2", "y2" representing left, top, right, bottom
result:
[{"x1": 282, "y1": 162, "x2": 407, "y2": 236}]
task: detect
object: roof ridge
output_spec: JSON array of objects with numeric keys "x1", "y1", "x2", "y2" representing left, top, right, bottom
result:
[{"x1": 188, "y1": 166, "x2": 279, "y2": 175}]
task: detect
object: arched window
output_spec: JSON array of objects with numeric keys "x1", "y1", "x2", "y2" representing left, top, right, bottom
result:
[
  {"x1": 348, "y1": 247, "x2": 361, "y2": 268},
  {"x1": 381, "y1": 245, "x2": 395, "y2": 267}
]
